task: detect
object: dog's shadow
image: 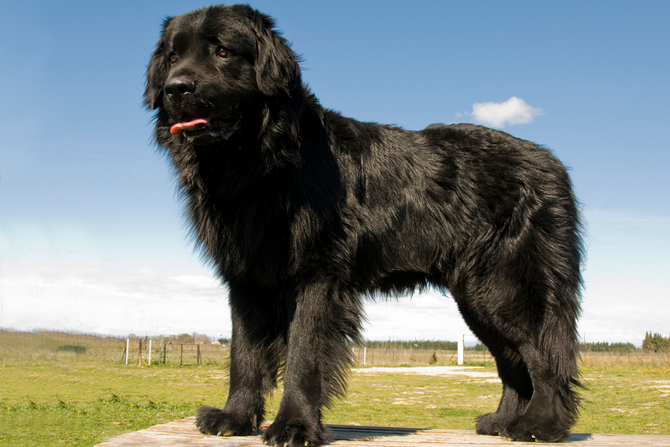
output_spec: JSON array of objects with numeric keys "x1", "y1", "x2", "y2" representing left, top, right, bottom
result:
[
  {"x1": 258, "y1": 422, "x2": 593, "y2": 443},
  {"x1": 324, "y1": 425, "x2": 593, "y2": 443},
  {"x1": 325, "y1": 424, "x2": 421, "y2": 441}
]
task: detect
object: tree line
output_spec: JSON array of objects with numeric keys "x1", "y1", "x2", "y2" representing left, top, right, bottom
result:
[
  {"x1": 642, "y1": 332, "x2": 670, "y2": 353},
  {"x1": 579, "y1": 342, "x2": 636, "y2": 352},
  {"x1": 146, "y1": 333, "x2": 670, "y2": 353},
  {"x1": 361, "y1": 340, "x2": 458, "y2": 350}
]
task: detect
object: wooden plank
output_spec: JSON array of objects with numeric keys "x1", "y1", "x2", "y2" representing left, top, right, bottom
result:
[{"x1": 94, "y1": 417, "x2": 670, "y2": 446}]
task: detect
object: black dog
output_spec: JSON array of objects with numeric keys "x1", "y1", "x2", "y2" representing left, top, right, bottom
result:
[{"x1": 145, "y1": 5, "x2": 582, "y2": 445}]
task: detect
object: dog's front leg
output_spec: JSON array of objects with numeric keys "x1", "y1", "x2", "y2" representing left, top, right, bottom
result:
[
  {"x1": 262, "y1": 281, "x2": 364, "y2": 447},
  {"x1": 197, "y1": 285, "x2": 285, "y2": 437}
]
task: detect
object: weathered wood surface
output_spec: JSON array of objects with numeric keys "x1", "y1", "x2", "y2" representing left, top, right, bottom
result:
[{"x1": 94, "y1": 417, "x2": 670, "y2": 446}]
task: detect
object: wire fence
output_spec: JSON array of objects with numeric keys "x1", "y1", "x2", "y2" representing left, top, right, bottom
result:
[
  {"x1": 2, "y1": 330, "x2": 669, "y2": 369},
  {"x1": 351, "y1": 346, "x2": 492, "y2": 366}
]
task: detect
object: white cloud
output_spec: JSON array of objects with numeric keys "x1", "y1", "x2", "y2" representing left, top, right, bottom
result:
[
  {"x1": 362, "y1": 290, "x2": 474, "y2": 342},
  {"x1": 578, "y1": 208, "x2": 670, "y2": 345},
  {"x1": 469, "y1": 96, "x2": 543, "y2": 128},
  {"x1": 171, "y1": 274, "x2": 221, "y2": 289},
  {"x1": 0, "y1": 267, "x2": 230, "y2": 337},
  {"x1": 3, "y1": 209, "x2": 669, "y2": 346}
]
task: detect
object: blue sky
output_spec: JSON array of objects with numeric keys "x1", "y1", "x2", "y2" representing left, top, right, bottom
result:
[{"x1": 1, "y1": 1, "x2": 669, "y2": 345}]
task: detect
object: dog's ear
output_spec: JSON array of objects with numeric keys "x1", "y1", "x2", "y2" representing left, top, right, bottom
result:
[
  {"x1": 144, "y1": 17, "x2": 173, "y2": 110},
  {"x1": 249, "y1": 11, "x2": 301, "y2": 97}
]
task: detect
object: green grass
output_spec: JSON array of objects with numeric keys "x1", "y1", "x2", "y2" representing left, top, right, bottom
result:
[
  {"x1": 1, "y1": 396, "x2": 194, "y2": 446},
  {"x1": 319, "y1": 370, "x2": 501, "y2": 429},
  {"x1": 574, "y1": 366, "x2": 670, "y2": 435},
  {"x1": 1, "y1": 330, "x2": 669, "y2": 446},
  {"x1": 0, "y1": 362, "x2": 223, "y2": 446},
  {"x1": 3, "y1": 361, "x2": 669, "y2": 446}
]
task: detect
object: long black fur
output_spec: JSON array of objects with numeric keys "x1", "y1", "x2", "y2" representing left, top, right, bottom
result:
[{"x1": 145, "y1": 5, "x2": 583, "y2": 445}]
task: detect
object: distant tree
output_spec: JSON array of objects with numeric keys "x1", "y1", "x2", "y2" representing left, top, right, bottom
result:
[
  {"x1": 176, "y1": 333, "x2": 194, "y2": 344},
  {"x1": 653, "y1": 333, "x2": 670, "y2": 352},
  {"x1": 642, "y1": 332, "x2": 670, "y2": 352},
  {"x1": 192, "y1": 333, "x2": 211, "y2": 344},
  {"x1": 642, "y1": 332, "x2": 654, "y2": 352}
]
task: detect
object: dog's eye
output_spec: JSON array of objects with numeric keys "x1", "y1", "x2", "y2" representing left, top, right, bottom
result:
[
  {"x1": 169, "y1": 53, "x2": 178, "y2": 65},
  {"x1": 216, "y1": 47, "x2": 230, "y2": 58}
]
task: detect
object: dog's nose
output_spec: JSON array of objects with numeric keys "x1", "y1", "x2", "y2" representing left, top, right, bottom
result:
[{"x1": 164, "y1": 77, "x2": 196, "y2": 99}]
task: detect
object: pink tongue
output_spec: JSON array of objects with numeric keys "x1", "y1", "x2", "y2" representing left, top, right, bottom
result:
[{"x1": 170, "y1": 118, "x2": 209, "y2": 135}]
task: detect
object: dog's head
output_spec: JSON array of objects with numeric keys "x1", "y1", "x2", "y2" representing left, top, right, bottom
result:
[{"x1": 144, "y1": 5, "x2": 302, "y2": 146}]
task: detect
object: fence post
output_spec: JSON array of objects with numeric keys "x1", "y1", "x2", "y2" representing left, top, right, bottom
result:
[
  {"x1": 458, "y1": 334, "x2": 464, "y2": 365},
  {"x1": 180, "y1": 344, "x2": 184, "y2": 366},
  {"x1": 363, "y1": 347, "x2": 367, "y2": 366},
  {"x1": 125, "y1": 339, "x2": 129, "y2": 365},
  {"x1": 148, "y1": 339, "x2": 152, "y2": 366},
  {"x1": 138, "y1": 339, "x2": 143, "y2": 368},
  {"x1": 197, "y1": 344, "x2": 201, "y2": 365}
]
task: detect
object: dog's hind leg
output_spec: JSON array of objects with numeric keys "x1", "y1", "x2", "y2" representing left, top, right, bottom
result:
[
  {"x1": 477, "y1": 347, "x2": 534, "y2": 436},
  {"x1": 501, "y1": 309, "x2": 581, "y2": 443},
  {"x1": 454, "y1": 304, "x2": 533, "y2": 436},
  {"x1": 500, "y1": 220, "x2": 582, "y2": 442},
  {"x1": 451, "y1": 233, "x2": 581, "y2": 441},
  {"x1": 456, "y1": 288, "x2": 580, "y2": 442},
  {"x1": 262, "y1": 281, "x2": 364, "y2": 447},
  {"x1": 196, "y1": 285, "x2": 285, "y2": 437},
  {"x1": 477, "y1": 353, "x2": 532, "y2": 436}
]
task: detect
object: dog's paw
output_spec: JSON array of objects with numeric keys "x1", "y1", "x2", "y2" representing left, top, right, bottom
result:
[
  {"x1": 475, "y1": 412, "x2": 506, "y2": 436},
  {"x1": 501, "y1": 414, "x2": 569, "y2": 443},
  {"x1": 262, "y1": 419, "x2": 327, "y2": 447},
  {"x1": 195, "y1": 406, "x2": 256, "y2": 436}
]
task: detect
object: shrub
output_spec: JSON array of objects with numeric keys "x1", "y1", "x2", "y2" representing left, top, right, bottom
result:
[{"x1": 642, "y1": 332, "x2": 670, "y2": 353}]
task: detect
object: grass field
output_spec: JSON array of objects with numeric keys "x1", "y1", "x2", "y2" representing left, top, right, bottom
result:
[{"x1": 1, "y1": 331, "x2": 669, "y2": 446}]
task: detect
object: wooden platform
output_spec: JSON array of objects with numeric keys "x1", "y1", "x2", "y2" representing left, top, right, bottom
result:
[{"x1": 94, "y1": 417, "x2": 670, "y2": 446}]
